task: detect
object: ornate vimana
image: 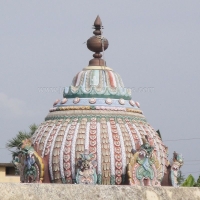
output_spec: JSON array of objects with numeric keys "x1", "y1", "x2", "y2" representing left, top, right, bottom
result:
[{"x1": 14, "y1": 16, "x2": 183, "y2": 186}]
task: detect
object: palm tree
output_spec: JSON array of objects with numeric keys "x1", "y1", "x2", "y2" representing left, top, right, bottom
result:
[{"x1": 6, "y1": 124, "x2": 38, "y2": 158}]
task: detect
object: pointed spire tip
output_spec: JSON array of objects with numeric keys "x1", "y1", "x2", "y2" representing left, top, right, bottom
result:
[{"x1": 94, "y1": 15, "x2": 102, "y2": 26}]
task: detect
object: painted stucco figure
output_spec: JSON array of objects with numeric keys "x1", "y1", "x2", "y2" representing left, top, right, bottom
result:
[
  {"x1": 170, "y1": 151, "x2": 184, "y2": 187},
  {"x1": 13, "y1": 139, "x2": 44, "y2": 183},
  {"x1": 127, "y1": 137, "x2": 162, "y2": 186},
  {"x1": 76, "y1": 149, "x2": 97, "y2": 184}
]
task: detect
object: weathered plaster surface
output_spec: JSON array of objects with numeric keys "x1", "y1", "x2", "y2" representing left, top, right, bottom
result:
[
  {"x1": 0, "y1": 183, "x2": 200, "y2": 200},
  {"x1": 0, "y1": 167, "x2": 20, "y2": 183}
]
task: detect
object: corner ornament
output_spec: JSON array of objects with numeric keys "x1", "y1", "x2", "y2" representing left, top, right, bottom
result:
[
  {"x1": 170, "y1": 151, "x2": 184, "y2": 187},
  {"x1": 127, "y1": 137, "x2": 162, "y2": 186},
  {"x1": 12, "y1": 139, "x2": 44, "y2": 183}
]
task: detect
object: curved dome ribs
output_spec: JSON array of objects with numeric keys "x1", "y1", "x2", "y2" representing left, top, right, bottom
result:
[
  {"x1": 64, "y1": 118, "x2": 78, "y2": 183},
  {"x1": 101, "y1": 118, "x2": 111, "y2": 184},
  {"x1": 32, "y1": 122, "x2": 45, "y2": 144},
  {"x1": 39, "y1": 121, "x2": 55, "y2": 157},
  {"x1": 60, "y1": 121, "x2": 71, "y2": 183},
  {"x1": 49, "y1": 121, "x2": 63, "y2": 182},
  {"x1": 31, "y1": 115, "x2": 168, "y2": 184},
  {"x1": 34, "y1": 123, "x2": 50, "y2": 151}
]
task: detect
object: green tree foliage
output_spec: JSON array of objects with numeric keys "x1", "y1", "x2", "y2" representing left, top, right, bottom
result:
[
  {"x1": 194, "y1": 176, "x2": 200, "y2": 187},
  {"x1": 6, "y1": 124, "x2": 37, "y2": 158},
  {"x1": 182, "y1": 174, "x2": 195, "y2": 187},
  {"x1": 177, "y1": 170, "x2": 185, "y2": 186}
]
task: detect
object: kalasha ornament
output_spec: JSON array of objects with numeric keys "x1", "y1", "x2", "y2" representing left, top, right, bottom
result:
[{"x1": 87, "y1": 15, "x2": 109, "y2": 66}]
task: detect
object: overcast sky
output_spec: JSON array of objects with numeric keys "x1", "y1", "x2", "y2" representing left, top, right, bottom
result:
[{"x1": 0, "y1": 0, "x2": 200, "y2": 179}]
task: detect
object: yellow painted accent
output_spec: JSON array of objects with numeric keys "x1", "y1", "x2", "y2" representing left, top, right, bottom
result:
[
  {"x1": 52, "y1": 106, "x2": 143, "y2": 114},
  {"x1": 33, "y1": 152, "x2": 45, "y2": 181},
  {"x1": 58, "y1": 106, "x2": 91, "y2": 111},
  {"x1": 127, "y1": 152, "x2": 139, "y2": 185},
  {"x1": 126, "y1": 108, "x2": 143, "y2": 114},
  {"x1": 0, "y1": 167, "x2": 20, "y2": 183}
]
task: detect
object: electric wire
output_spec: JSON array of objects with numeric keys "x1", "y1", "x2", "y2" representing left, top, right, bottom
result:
[
  {"x1": 184, "y1": 171, "x2": 200, "y2": 174},
  {"x1": 164, "y1": 137, "x2": 200, "y2": 142}
]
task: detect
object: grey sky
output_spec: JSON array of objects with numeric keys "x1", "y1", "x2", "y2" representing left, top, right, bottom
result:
[{"x1": 0, "y1": 1, "x2": 200, "y2": 179}]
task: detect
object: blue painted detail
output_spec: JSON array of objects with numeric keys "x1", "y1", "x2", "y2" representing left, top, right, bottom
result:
[
  {"x1": 90, "y1": 70, "x2": 100, "y2": 86},
  {"x1": 110, "y1": 175, "x2": 115, "y2": 185},
  {"x1": 97, "y1": 174, "x2": 102, "y2": 184},
  {"x1": 122, "y1": 174, "x2": 125, "y2": 184}
]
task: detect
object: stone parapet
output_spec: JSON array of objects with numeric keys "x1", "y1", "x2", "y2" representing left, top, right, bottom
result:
[{"x1": 0, "y1": 183, "x2": 200, "y2": 200}]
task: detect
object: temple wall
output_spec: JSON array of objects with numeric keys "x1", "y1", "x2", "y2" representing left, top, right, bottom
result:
[{"x1": 0, "y1": 183, "x2": 200, "y2": 200}]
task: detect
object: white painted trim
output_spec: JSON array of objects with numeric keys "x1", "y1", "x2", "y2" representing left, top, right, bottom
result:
[
  {"x1": 71, "y1": 122, "x2": 80, "y2": 179},
  {"x1": 37, "y1": 124, "x2": 49, "y2": 146},
  {"x1": 49, "y1": 124, "x2": 62, "y2": 181},
  {"x1": 125, "y1": 123, "x2": 136, "y2": 150},
  {"x1": 41, "y1": 124, "x2": 55, "y2": 158},
  {"x1": 60, "y1": 123, "x2": 71, "y2": 180},
  {"x1": 132, "y1": 123, "x2": 143, "y2": 145},
  {"x1": 33, "y1": 124, "x2": 44, "y2": 144},
  {"x1": 107, "y1": 121, "x2": 115, "y2": 176},
  {"x1": 84, "y1": 122, "x2": 90, "y2": 150},
  {"x1": 75, "y1": 71, "x2": 84, "y2": 87},
  {"x1": 140, "y1": 124, "x2": 147, "y2": 136},
  {"x1": 96, "y1": 122, "x2": 102, "y2": 174},
  {"x1": 116, "y1": 123, "x2": 126, "y2": 175}
]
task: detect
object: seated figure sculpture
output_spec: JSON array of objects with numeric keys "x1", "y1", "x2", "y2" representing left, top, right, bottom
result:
[{"x1": 76, "y1": 149, "x2": 97, "y2": 184}]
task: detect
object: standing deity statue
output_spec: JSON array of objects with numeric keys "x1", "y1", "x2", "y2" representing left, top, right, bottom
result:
[
  {"x1": 127, "y1": 137, "x2": 162, "y2": 186},
  {"x1": 170, "y1": 151, "x2": 184, "y2": 187}
]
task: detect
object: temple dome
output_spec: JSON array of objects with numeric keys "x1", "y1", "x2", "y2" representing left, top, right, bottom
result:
[{"x1": 31, "y1": 16, "x2": 169, "y2": 185}]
